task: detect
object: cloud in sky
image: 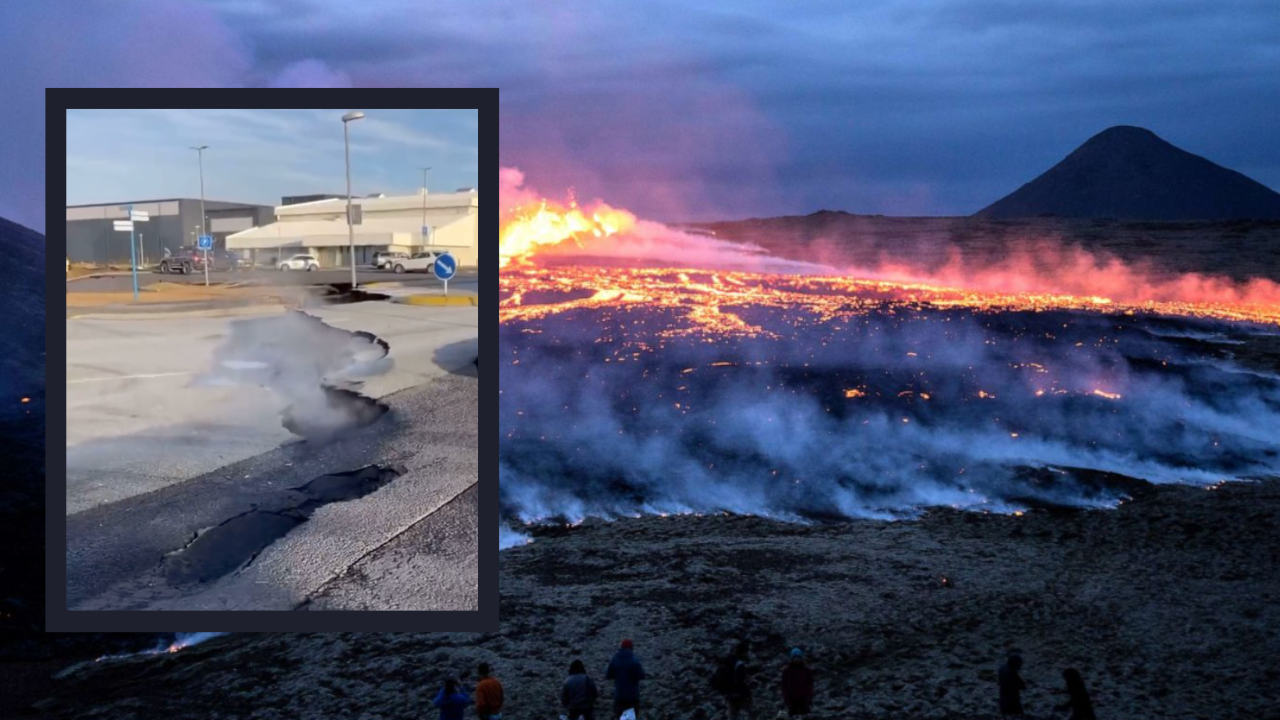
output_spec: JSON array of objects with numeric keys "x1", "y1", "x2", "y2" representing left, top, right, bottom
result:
[
  {"x1": 64, "y1": 109, "x2": 478, "y2": 210},
  {"x1": 7, "y1": 0, "x2": 1280, "y2": 231}
]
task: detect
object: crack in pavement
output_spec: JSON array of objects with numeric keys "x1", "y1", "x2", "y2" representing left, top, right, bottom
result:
[
  {"x1": 158, "y1": 464, "x2": 406, "y2": 586},
  {"x1": 289, "y1": 480, "x2": 478, "y2": 610}
]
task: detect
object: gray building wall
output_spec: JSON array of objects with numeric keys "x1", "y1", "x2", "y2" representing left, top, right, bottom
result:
[{"x1": 66, "y1": 199, "x2": 273, "y2": 263}]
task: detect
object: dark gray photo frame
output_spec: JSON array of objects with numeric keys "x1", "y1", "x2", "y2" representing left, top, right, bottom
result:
[{"x1": 49, "y1": 94, "x2": 498, "y2": 632}]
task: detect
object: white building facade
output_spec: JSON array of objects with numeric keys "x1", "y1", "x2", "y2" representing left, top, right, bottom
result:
[{"x1": 226, "y1": 189, "x2": 478, "y2": 268}]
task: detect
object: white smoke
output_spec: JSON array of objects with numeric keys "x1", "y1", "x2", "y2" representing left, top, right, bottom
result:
[
  {"x1": 166, "y1": 632, "x2": 228, "y2": 651},
  {"x1": 499, "y1": 297, "x2": 1280, "y2": 529},
  {"x1": 96, "y1": 632, "x2": 228, "y2": 662},
  {"x1": 195, "y1": 312, "x2": 392, "y2": 441},
  {"x1": 499, "y1": 524, "x2": 532, "y2": 550}
]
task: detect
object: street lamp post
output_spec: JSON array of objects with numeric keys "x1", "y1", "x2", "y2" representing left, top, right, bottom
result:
[
  {"x1": 190, "y1": 145, "x2": 209, "y2": 286},
  {"x1": 342, "y1": 111, "x2": 365, "y2": 287},
  {"x1": 420, "y1": 166, "x2": 432, "y2": 245}
]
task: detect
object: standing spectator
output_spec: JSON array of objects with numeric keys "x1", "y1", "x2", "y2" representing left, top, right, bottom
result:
[
  {"x1": 1055, "y1": 668, "x2": 1096, "y2": 720},
  {"x1": 606, "y1": 638, "x2": 646, "y2": 719},
  {"x1": 562, "y1": 659, "x2": 600, "y2": 720},
  {"x1": 997, "y1": 654, "x2": 1027, "y2": 717},
  {"x1": 474, "y1": 662, "x2": 504, "y2": 720},
  {"x1": 712, "y1": 641, "x2": 753, "y2": 720},
  {"x1": 434, "y1": 677, "x2": 473, "y2": 720},
  {"x1": 780, "y1": 648, "x2": 814, "y2": 716}
]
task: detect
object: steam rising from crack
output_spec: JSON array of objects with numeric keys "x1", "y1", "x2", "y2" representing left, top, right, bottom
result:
[{"x1": 196, "y1": 312, "x2": 392, "y2": 441}]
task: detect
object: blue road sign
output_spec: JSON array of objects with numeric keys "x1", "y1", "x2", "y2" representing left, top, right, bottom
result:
[
  {"x1": 433, "y1": 252, "x2": 457, "y2": 280},
  {"x1": 197, "y1": 235, "x2": 213, "y2": 250}
]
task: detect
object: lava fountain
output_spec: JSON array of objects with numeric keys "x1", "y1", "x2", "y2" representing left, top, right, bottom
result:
[{"x1": 499, "y1": 169, "x2": 1280, "y2": 539}]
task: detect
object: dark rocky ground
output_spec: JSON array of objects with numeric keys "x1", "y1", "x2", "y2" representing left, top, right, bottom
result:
[{"x1": 17, "y1": 478, "x2": 1280, "y2": 720}]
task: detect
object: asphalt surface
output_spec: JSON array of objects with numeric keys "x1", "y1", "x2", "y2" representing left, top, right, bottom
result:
[
  {"x1": 68, "y1": 267, "x2": 478, "y2": 292},
  {"x1": 66, "y1": 301, "x2": 478, "y2": 515},
  {"x1": 66, "y1": 372, "x2": 478, "y2": 611}
]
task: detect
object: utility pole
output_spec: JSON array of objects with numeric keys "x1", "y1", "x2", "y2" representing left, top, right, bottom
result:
[
  {"x1": 342, "y1": 111, "x2": 365, "y2": 287},
  {"x1": 191, "y1": 145, "x2": 209, "y2": 286},
  {"x1": 420, "y1": 166, "x2": 432, "y2": 245}
]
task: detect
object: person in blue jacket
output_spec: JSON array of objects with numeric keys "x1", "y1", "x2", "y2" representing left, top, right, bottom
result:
[
  {"x1": 605, "y1": 638, "x2": 647, "y2": 719},
  {"x1": 432, "y1": 677, "x2": 472, "y2": 720}
]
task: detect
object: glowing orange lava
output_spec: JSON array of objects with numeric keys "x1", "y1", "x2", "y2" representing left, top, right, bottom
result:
[
  {"x1": 500, "y1": 196, "x2": 635, "y2": 269},
  {"x1": 500, "y1": 265, "x2": 1280, "y2": 332},
  {"x1": 499, "y1": 187, "x2": 1280, "y2": 327}
]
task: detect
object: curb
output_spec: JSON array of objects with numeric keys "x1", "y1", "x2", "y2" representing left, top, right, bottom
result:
[
  {"x1": 66, "y1": 271, "x2": 140, "y2": 283},
  {"x1": 394, "y1": 294, "x2": 479, "y2": 307},
  {"x1": 68, "y1": 304, "x2": 287, "y2": 321}
]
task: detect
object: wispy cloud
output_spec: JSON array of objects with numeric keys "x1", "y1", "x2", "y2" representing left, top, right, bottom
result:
[{"x1": 65, "y1": 109, "x2": 479, "y2": 207}]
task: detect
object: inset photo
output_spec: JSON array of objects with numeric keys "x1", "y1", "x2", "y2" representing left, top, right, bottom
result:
[{"x1": 57, "y1": 105, "x2": 491, "y2": 630}]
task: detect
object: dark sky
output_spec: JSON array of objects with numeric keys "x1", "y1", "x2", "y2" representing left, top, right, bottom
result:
[{"x1": 7, "y1": 0, "x2": 1280, "y2": 231}]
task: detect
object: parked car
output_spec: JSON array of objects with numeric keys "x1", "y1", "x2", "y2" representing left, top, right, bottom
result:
[
  {"x1": 279, "y1": 254, "x2": 320, "y2": 271},
  {"x1": 374, "y1": 251, "x2": 409, "y2": 270},
  {"x1": 219, "y1": 250, "x2": 252, "y2": 270},
  {"x1": 158, "y1": 247, "x2": 230, "y2": 274},
  {"x1": 391, "y1": 251, "x2": 445, "y2": 274}
]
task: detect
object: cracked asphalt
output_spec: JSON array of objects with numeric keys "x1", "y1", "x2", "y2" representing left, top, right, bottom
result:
[
  {"x1": 66, "y1": 372, "x2": 477, "y2": 611},
  {"x1": 66, "y1": 300, "x2": 478, "y2": 515},
  {"x1": 64, "y1": 299, "x2": 479, "y2": 611}
]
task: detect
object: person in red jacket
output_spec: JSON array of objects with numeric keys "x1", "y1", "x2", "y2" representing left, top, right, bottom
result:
[
  {"x1": 780, "y1": 648, "x2": 814, "y2": 716},
  {"x1": 474, "y1": 663, "x2": 504, "y2": 720}
]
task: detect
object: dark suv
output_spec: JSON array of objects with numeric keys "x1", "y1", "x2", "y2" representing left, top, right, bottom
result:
[{"x1": 158, "y1": 247, "x2": 237, "y2": 274}]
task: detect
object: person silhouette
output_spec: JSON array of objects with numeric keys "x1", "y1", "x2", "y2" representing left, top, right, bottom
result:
[
  {"x1": 432, "y1": 677, "x2": 472, "y2": 720},
  {"x1": 562, "y1": 658, "x2": 599, "y2": 720},
  {"x1": 780, "y1": 647, "x2": 814, "y2": 716},
  {"x1": 997, "y1": 653, "x2": 1027, "y2": 717},
  {"x1": 606, "y1": 639, "x2": 646, "y2": 720},
  {"x1": 474, "y1": 662, "x2": 504, "y2": 720},
  {"x1": 1055, "y1": 668, "x2": 1095, "y2": 720}
]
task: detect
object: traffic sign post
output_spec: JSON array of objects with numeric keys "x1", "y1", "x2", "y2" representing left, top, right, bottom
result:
[
  {"x1": 198, "y1": 235, "x2": 213, "y2": 286},
  {"x1": 433, "y1": 251, "x2": 457, "y2": 296},
  {"x1": 116, "y1": 205, "x2": 149, "y2": 300}
]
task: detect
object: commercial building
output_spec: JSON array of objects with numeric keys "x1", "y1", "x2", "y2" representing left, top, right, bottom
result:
[
  {"x1": 66, "y1": 198, "x2": 273, "y2": 264},
  {"x1": 281, "y1": 193, "x2": 345, "y2": 206},
  {"x1": 226, "y1": 188, "x2": 478, "y2": 268}
]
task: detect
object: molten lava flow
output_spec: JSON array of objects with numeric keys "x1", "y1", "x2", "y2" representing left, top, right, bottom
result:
[
  {"x1": 500, "y1": 196, "x2": 635, "y2": 269},
  {"x1": 501, "y1": 266, "x2": 1280, "y2": 330},
  {"x1": 498, "y1": 169, "x2": 1280, "y2": 322}
]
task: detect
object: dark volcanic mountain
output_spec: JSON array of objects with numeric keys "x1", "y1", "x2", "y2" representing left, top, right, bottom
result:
[
  {"x1": 976, "y1": 126, "x2": 1280, "y2": 220},
  {"x1": 0, "y1": 215, "x2": 45, "y2": 393},
  {"x1": 0, "y1": 214, "x2": 45, "y2": 636}
]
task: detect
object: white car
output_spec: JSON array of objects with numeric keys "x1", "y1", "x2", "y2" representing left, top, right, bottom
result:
[
  {"x1": 391, "y1": 251, "x2": 444, "y2": 274},
  {"x1": 278, "y1": 254, "x2": 320, "y2": 271}
]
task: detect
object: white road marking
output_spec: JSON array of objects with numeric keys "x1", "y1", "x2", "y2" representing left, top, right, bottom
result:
[{"x1": 67, "y1": 371, "x2": 195, "y2": 384}]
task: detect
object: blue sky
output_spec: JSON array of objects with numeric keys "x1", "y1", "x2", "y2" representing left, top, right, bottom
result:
[
  {"x1": 4, "y1": 0, "x2": 1280, "y2": 232},
  {"x1": 66, "y1": 109, "x2": 478, "y2": 211}
]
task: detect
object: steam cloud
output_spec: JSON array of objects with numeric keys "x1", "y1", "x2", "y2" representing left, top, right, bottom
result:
[
  {"x1": 196, "y1": 312, "x2": 393, "y2": 441},
  {"x1": 96, "y1": 632, "x2": 228, "y2": 662},
  {"x1": 500, "y1": 291, "x2": 1280, "y2": 527}
]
